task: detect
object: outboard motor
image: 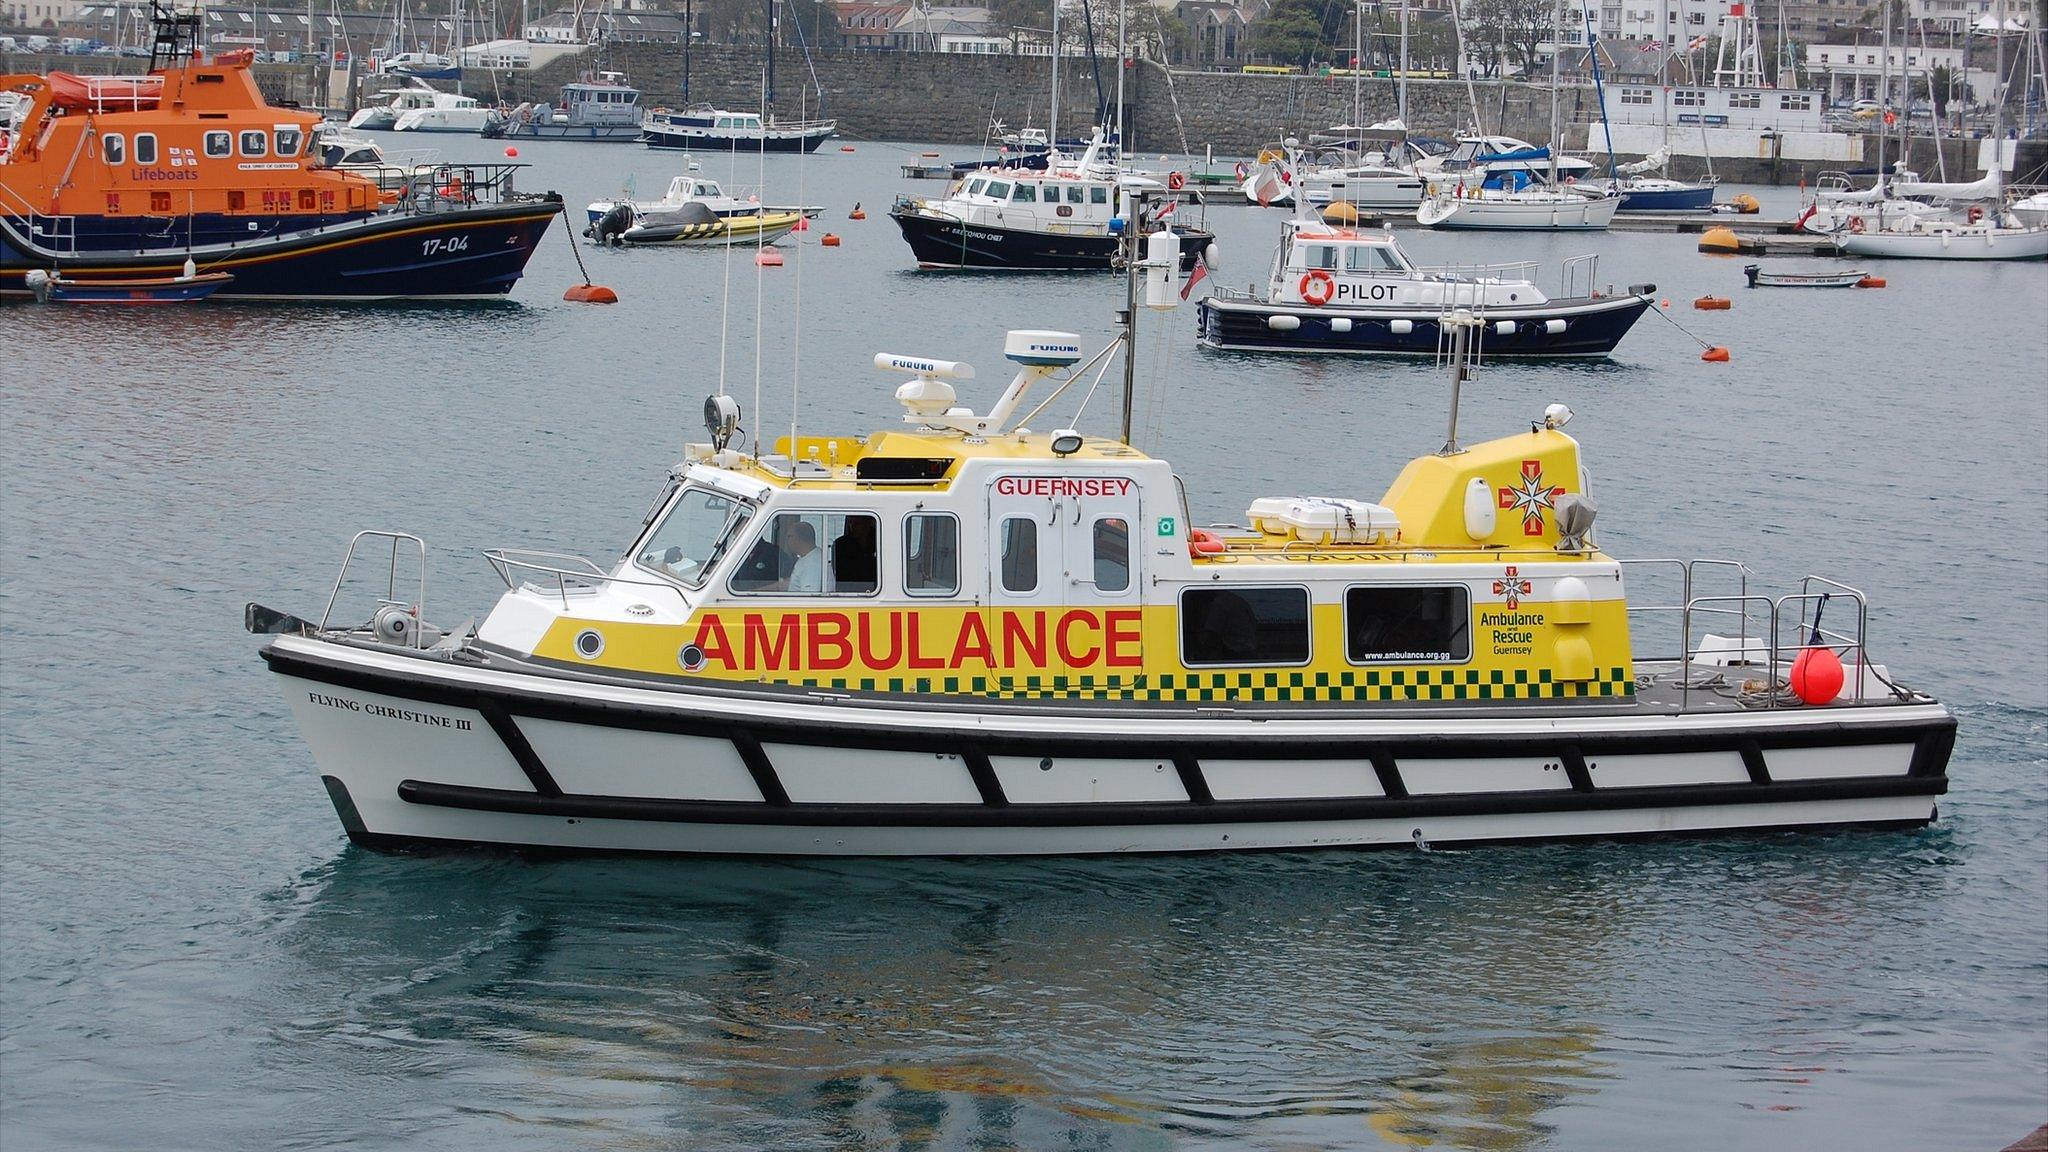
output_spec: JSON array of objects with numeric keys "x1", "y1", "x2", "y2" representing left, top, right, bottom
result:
[{"x1": 585, "y1": 203, "x2": 634, "y2": 246}]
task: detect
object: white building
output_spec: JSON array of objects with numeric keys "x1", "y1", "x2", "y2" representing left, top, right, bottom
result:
[
  {"x1": 6, "y1": 0, "x2": 86, "y2": 31},
  {"x1": 1804, "y1": 40, "x2": 1994, "y2": 104}
]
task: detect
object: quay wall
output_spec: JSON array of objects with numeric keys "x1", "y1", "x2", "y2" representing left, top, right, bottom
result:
[{"x1": 8, "y1": 46, "x2": 2040, "y2": 186}]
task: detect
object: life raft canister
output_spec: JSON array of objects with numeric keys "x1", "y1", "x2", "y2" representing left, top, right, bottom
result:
[{"x1": 1299, "y1": 269, "x2": 1336, "y2": 306}]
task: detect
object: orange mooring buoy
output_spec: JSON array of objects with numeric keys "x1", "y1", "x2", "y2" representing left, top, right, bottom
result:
[
  {"x1": 563, "y1": 283, "x2": 617, "y2": 303},
  {"x1": 1701, "y1": 346, "x2": 1731, "y2": 362},
  {"x1": 821, "y1": 233, "x2": 842, "y2": 247},
  {"x1": 503, "y1": 146, "x2": 519, "y2": 158},
  {"x1": 1659, "y1": 298, "x2": 1672, "y2": 309},
  {"x1": 1857, "y1": 276, "x2": 1887, "y2": 288},
  {"x1": 850, "y1": 202, "x2": 867, "y2": 220},
  {"x1": 839, "y1": 145, "x2": 856, "y2": 152},
  {"x1": 1693, "y1": 295, "x2": 1732, "y2": 310}
]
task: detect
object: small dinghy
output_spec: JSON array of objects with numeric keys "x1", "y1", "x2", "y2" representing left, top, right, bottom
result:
[
  {"x1": 1741, "y1": 264, "x2": 1871, "y2": 288},
  {"x1": 27, "y1": 268, "x2": 233, "y2": 303}
]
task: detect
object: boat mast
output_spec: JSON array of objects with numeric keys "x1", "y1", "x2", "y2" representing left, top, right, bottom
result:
[
  {"x1": 1876, "y1": 0, "x2": 1890, "y2": 182},
  {"x1": 1398, "y1": 0, "x2": 1409, "y2": 126},
  {"x1": 1050, "y1": 0, "x2": 1061, "y2": 151},
  {"x1": 1548, "y1": 0, "x2": 1562, "y2": 186},
  {"x1": 1448, "y1": 0, "x2": 1483, "y2": 129},
  {"x1": 683, "y1": 0, "x2": 692, "y2": 99},
  {"x1": 1115, "y1": 0, "x2": 1125, "y2": 149},
  {"x1": 1353, "y1": 0, "x2": 1362, "y2": 127}
]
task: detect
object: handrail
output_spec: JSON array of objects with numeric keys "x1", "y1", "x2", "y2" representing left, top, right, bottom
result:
[
  {"x1": 1622, "y1": 559, "x2": 1883, "y2": 710},
  {"x1": 482, "y1": 547, "x2": 690, "y2": 611},
  {"x1": 320, "y1": 530, "x2": 428, "y2": 637}
]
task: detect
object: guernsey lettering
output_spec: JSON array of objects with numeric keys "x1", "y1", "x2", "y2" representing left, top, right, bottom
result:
[
  {"x1": 993, "y1": 476, "x2": 1134, "y2": 499},
  {"x1": 307, "y1": 691, "x2": 472, "y2": 730}
]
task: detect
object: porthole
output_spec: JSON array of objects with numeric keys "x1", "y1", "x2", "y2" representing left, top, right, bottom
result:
[
  {"x1": 678, "y1": 644, "x2": 705, "y2": 672},
  {"x1": 574, "y1": 629, "x2": 605, "y2": 659}
]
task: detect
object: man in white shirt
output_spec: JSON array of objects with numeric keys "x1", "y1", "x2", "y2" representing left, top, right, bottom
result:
[{"x1": 782, "y1": 520, "x2": 822, "y2": 593}]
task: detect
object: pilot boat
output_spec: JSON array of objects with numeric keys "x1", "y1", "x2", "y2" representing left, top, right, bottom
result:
[
  {"x1": 0, "y1": 12, "x2": 560, "y2": 301},
  {"x1": 891, "y1": 132, "x2": 1213, "y2": 272},
  {"x1": 1197, "y1": 216, "x2": 1653, "y2": 356},
  {"x1": 251, "y1": 216, "x2": 1954, "y2": 856}
]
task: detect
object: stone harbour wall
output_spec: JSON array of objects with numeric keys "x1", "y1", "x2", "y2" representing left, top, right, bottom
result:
[{"x1": 544, "y1": 44, "x2": 1581, "y2": 153}]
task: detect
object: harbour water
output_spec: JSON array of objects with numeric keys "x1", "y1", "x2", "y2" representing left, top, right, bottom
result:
[{"x1": 2, "y1": 139, "x2": 2044, "y2": 1149}]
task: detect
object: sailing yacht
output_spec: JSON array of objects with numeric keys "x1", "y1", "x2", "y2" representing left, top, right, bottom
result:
[{"x1": 1415, "y1": 2, "x2": 1619, "y2": 232}]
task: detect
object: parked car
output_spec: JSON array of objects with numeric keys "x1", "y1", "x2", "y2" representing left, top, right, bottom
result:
[
  {"x1": 1851, "y1": 98, "x2": 1881, "y2": 113},
  {"x1": 23, "y1": 35, "x2": 53, "y2": 52}
]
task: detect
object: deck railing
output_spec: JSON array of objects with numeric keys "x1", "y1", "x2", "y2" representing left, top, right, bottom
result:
[{"x1": 1620, "y1": 558, "x2": 1880, "y2": 709}]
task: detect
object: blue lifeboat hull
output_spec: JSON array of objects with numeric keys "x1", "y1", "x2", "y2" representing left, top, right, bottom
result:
[{"x1": 1, "y1": 201, "x2": 559, "y2": 301}]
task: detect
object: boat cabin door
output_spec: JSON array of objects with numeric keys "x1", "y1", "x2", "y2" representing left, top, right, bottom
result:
[{"x1": 987, "y1": 473, "x2": 1142, "y2": 684}]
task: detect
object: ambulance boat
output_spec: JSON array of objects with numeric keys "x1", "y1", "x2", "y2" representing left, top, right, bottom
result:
[{"x1": 252, "y1": 319, "x2": 1954, "y2": 856}]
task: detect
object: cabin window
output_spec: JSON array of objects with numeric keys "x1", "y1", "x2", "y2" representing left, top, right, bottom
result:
[
  {"x1": 730, "y1": 512, "x2": 878, "y2": 595},
  {"x1": 987, "y1": 180, "x2": 1012, "y2": 200},
  {"x1": 1345, "y1": 586, "x2": 1472, "y2": 664},
  {"x1": 967, "y1": 178, "x2": 987, "y2": 195},
  {"x1": 133, "y1": 133, "x2": 157, "y2": 164},
  {"x1": 1066, "y1": 185, "x2": 1084, "y2": 204},
  {"x1": 1304, "y1": 244, "x2": 1339, "y2": 270},
  {"x1": 903, "y1": 512, "x2": 960, "y2": 596},
  {"x1": 1344, "y1": 246, "x2": 1376, "y2": 272},
  {"x1": 1181, "y1": 587, "x2": 1310, "y2": 666},
  {"x1": 635, "y1": 487, "x2": 750, "y2": 590},
  {"x1": 1012, "y1": 184, "x2": 1036, "y2": 202},
  {"x1": 1090, "y1": 185, "x2": 1108, "y2": 204},
  {"x1": 239, "y1": 130, "x2": 268, "y2": 156},
  {"x1": 101, "y1": 133, "x2": 124, "y2": 165},
  {"x1": 999, "y1": 517, "x2": 1037, "y2": 593},
  {"x1": 275, "y1": 127, "x2": 302, "y2": 155},
  {"x1": 205, "y1": 130, "x2": 232, "y2": 158},
  {"x1": 1092, "y1": 518, "x2": 1129, "y2": 593}
]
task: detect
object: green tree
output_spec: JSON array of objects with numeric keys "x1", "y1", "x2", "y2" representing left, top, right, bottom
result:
[
  {"x1": 1254, "y1": 0, "x2": 1328, "y2": 68},
  {"x1": 1466, "y1": 0, "x2": 1553, "y2": 78}
]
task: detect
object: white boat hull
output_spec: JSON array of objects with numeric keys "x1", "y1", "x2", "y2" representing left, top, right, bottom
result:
[
  {"x1": 268, "y1": 635, "x2": 1951, "y2": 857},
  {"x1": 393, "y1": 109, "x2": 494, "y2": 133},
  {"x1": 1416, "y1": 192, "x2": 1620, "y2": 231},
  {"x1": 1834, "y1": 226, "x2": 2048, "y2": 260}
]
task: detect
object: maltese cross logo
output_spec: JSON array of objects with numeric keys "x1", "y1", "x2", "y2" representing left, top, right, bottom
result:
[
  {"x1": 1494, "y1": 566, "x2": 1533, "y2": 609},
  {"x1": 1498, "y1": 459, "x2": 1566, "y2": 537}
]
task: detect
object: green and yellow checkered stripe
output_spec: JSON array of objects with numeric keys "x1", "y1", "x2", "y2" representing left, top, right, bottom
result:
[{"x1": 800, "y1": 667, "x2": 1636, "y2": 702}]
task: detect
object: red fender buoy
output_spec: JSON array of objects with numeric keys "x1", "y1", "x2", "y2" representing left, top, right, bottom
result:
[
  {"x1": 1790, "y1": 646, "x2": 1845, "y2": 705},
  {"x1": 1701, "y1": 347, "x2": 1731, "y2": 362},
  {"x1": 563, "y1": 284, "x2": 617, "y2": 303},
  {"x1": 1857, "y1": 276, "x2": 1886, "y2": 288},
  {"x1": 821, "y1": 233, "x2": 842, "y2": 247},
  {"x1": 1693, "y1": 296, "x2": 1732, "y2": 310}
]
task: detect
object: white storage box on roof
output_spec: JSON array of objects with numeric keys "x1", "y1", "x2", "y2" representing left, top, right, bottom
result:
[{"x1": 1247, "y1": 497, "x2": 1401, "y2": 545}]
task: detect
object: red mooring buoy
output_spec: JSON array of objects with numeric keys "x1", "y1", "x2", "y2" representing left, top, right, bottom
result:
[{"x1": 564, "y1": 283, "x2": 618, "y2": 303}]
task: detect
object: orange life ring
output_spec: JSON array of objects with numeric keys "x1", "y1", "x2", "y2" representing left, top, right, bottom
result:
[
  {"x1": 1848, "y1": 216, "x2": 1865, "y2": 234},
  {"x1": 1188, "y1": 528, "x2": 1225, "y2": 556},
  {"x1": 1167, "y1": 170, "x2": 1186, "y2": 191},
  {"x1": 1967, "y1": 204, "x2": 1984, "y2": 223},
  {"x1": 1563, "y1": 175, "x2": 1576, "y2": 185},
  {"x1": 1299, "y1": 269, "x2": 1335, "y2": 306}
]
